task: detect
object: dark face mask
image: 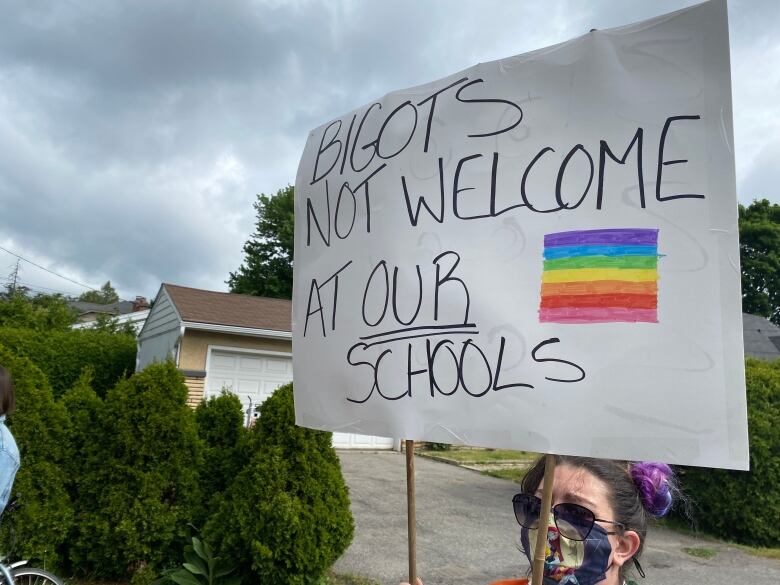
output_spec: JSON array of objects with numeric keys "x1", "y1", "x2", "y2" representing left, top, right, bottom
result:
[{"x1": 521, "y1": 515, "x2": 613, "y2": 585}]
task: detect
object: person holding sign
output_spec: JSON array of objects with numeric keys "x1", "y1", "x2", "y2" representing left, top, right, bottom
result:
[{"x1": 401, "y1": 455, "x2": 677, "y2": 585}]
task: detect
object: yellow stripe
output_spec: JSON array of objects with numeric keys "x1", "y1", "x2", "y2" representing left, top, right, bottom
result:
[{"x1": 541, "y1": 268, "x2": 658, "y2": 283}]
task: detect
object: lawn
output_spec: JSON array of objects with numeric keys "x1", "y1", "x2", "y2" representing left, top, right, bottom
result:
[
  {"x1": 419, "y1": 447, "x2": 537, "y2": 463},
  {"x1": 483, "y1": 467, "x2": 529, "y2": 484}
]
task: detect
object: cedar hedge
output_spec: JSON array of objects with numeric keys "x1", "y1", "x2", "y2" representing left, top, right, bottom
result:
[
  {"x1": 67, "y1": 362, "x2": 203, "y2": 576},
  {"x1": 194, "y1": 392, "x2": 249, "y2": 526},
  {"x1": 204, "y1": 383, "x2": 354, "y2": 585},
  {"x1": 678, "y1": 358, "x2": 780, "y2": 547},
  {"x1": 0, "y1": 344, "x2": 73, "y2": 568},
  {"x1": 0, "y1": 327, "x2": 136, "y2": 397}
]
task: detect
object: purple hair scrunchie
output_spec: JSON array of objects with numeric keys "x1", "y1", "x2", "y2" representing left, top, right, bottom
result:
[{"x1": 630, "y1": 462, "x2": 674, "y2": 517}]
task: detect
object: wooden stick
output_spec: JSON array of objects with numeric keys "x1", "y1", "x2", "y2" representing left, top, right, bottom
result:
[
  {"x1": 531, "y1": 454, "x2": 557, "y2": 585},
  {"x1": 406, "y1": 439, "x2": 417, "y2": 585}
]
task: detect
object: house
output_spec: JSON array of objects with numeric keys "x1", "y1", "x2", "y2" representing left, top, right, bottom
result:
[
  {"x1": 743, "y1": 313, "x2": 780, "y2": 361},
  {"x1": 71, "y1": 308, "x2": 150, "y2": 334},
  {"x1": 70, "y1": 296, "x2": 150, "y2": 323},
  {"x1": 137, "y1": 283, "x2": 396, "y2": 449}
]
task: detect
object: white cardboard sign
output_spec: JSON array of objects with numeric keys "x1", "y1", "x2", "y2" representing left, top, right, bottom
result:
[{"x1": 292, "y1": 0, "x2": 749, "y2": 470}]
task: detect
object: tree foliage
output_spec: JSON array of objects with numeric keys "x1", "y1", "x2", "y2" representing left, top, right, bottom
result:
[
  {"x1": 739, "y1": 199, "x2": 780, "y2": 324},
  {"x1": 0, "y1": 292, "x2": 77, "y2": 331},
  {"x1": 78, "y1": 281, "x2": 120, "y2": 304},
  {"x1": 228, "y1": 186, "x2": 294, "y2": 299}
]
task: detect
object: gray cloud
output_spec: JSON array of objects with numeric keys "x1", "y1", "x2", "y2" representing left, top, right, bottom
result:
[{"x1": 0, "y1": 0, "x2": 777, "y2": 299}]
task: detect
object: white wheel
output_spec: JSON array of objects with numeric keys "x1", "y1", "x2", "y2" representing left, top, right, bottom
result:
[{"x1": 12, "y1": 567, "x2": 63, "y2": 585}]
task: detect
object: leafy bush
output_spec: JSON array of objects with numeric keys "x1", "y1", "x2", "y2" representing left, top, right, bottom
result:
[
  {"x1": 156, "y1": 536, "x2": 239, "y2": 585},
  {"x1": 0, "y1": 326, "x2": 136, "y2": 397},
  {"x1": 69, "y1": 362, "x2": 203, "y2": 577},
  {"x1": 425, "y1": 442, "x2": 450, "y2": 451},
  {"x1": 677, "y1": 358, "x2": 780, "y2": 546},
  {"x1": 0, "y1": 344, "x2": 73, "y2": 568},
  {"x1": 204, "y1": 383, "x2": 354, "y2": 585}
]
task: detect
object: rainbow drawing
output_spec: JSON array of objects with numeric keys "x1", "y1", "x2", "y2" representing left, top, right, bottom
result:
[{"x1": 539, "y1": 228, "x2": 660, "y2": 324}]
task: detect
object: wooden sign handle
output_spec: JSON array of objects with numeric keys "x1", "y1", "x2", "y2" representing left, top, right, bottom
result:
[
  {"x1": 531, "y1": 454, "x2": 556, "y2": 585},
  {"x1": 406, "y1": 439, "x2": 417, "y2": 585}
]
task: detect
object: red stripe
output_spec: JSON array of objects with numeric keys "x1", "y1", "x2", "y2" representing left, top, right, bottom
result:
[{"x1": 540, "y1": 293, "x2": 657, "y2": 309}]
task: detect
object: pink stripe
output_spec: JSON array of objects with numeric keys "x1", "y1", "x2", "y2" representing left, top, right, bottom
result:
[{"x1": 539, "y1": 307, "x2": 658, "y2": 324}]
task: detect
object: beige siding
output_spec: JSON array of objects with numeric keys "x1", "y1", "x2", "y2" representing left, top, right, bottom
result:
[
  {"x1": 184, "y1": 376, "x2": 205, "y2": 408},
  {"x1": 179, "y1": 329, "x2": 292, "y2": 371}
]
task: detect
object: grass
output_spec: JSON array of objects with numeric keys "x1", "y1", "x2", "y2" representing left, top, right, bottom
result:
[
  {"x1": 735, "y1": 544, "x2": 780, "y2": 561},
  {"x1": 483, "y1": 467, "x2": 529, "y2": 483},
  {"x1": 682, "y1": 546, "x2": 717, "y2": 559},
  {"x1": 327, "y1": 571, "x2": 381, "y2": 585},
  {"x1": 660, "y1": 517, "x2": 780, "y2": 560},
  {"x1": 419, "y1": 447, "x2": 536, "y2": 463}
]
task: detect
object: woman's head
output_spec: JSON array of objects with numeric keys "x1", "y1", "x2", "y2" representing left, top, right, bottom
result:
[
  {"x1": 519, "y1": 455, "x2": 677, "y2": 584},
  {"x1": 0, "y1": 366, "x2": 16, "y2": 416}
]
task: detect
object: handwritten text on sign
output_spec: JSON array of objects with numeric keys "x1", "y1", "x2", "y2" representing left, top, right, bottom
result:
[{"x1": 292, "y1": 0, "x2": 749, "y2": 470}]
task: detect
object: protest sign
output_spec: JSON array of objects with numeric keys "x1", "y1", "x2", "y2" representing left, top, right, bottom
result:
[{"x1": 292, "y1": 0, "x2": 749, "y2": 470}]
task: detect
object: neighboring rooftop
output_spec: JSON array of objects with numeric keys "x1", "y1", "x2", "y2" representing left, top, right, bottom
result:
[
  {"x1": 69, "y1": 299, "x2": 135, "y2": 316},
  {"x1": 743, "y1": 313, "x2": 780, "y2": 361},
  {"x1": 164, "y1": 283, "x2": 291, "y2": 332}
]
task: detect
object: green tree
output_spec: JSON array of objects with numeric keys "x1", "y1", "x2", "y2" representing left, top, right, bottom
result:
[
  {"x1": 0, "y1": 292, "x2": 77, "y2": 331},
  {"x1": 79, "y1": 281, "x2": 120, "y2": 304},
  {"x1": 228, "y1": 186, "x2": 294, "y2": 299},
  {"x1": 91, "y1": 313, "x2": 138, "y2": 335},
  {"x1": 739, "y1": 199, "x2": 780, "y2": 324}
]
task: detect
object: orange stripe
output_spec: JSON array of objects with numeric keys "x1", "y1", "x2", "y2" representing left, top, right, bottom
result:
[
  {"x1": 540, "y1": 293, "x2": 657, "y2": 309},
  {"x1": 541, "y1": 280, "x2": 657, "y2": 297}
]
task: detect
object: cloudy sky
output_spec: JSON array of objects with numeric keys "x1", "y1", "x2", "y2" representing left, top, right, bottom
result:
[{"x1": 0, "y1": 0, "x2": 777, "y2": 301}]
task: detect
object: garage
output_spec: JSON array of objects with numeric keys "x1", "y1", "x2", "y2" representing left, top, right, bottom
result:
[{"x1": 205, "y1": 348, "x2": 394, "y2": 450}]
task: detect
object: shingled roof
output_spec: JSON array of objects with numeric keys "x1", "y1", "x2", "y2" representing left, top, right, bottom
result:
[
  {"x1": 743, "y1": 313, "x2": 780, "y2": 361},
  {"x1": 164, "y1": 283, "x2": 291, "y2": 332}
]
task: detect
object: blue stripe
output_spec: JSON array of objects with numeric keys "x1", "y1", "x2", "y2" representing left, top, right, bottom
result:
[{"x1": 543, "y1": 245, "x2": 657, "y2": 260}]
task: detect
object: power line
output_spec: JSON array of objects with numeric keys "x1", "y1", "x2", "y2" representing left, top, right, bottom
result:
[
  {"x1": 15, "y1": 281, "x2": 84, "y2": 296},
  {"x1": 0, "y1": 244, "x2": 99, "y2": 292}
]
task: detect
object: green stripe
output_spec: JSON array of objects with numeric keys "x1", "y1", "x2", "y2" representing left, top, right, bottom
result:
[{"x1": 543, "y1": 255, "x2": 658, "y2": 271}]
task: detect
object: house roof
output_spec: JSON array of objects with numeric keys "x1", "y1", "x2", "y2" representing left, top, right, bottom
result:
[
  {"x1": 69, "y1": 299, "x2": 136, "y2": 315},
  {"x1": 163, "y1": 283, "x2": 291, "y2": 332},
  {"x1": 743, "y1": 313, "x2": 780, "y2": 361}
]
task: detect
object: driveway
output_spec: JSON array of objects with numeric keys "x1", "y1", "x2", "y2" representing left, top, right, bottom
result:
[{"x1": 334, "y1": 451, "x2": 780, "y2": 585}]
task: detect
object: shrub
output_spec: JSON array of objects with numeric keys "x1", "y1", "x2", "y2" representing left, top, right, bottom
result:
[
  {"x1": 425, "y1": 442, "x2": 450, "y2": 451},
  {"x1": 0, "y1": 327, "x2": 136, "y2": 397},
  {"x1": 0, "y1": 344, "x2": 73, "y2": 568},
  {"x1": 204, "y1": 383, "x2": 354, "y2": 585},
  {"x1": 194, "y1": 392, "x2": 249, "y2": 524},
  {"x1": 677, "y1": 358, "x2": 780, "y2": 547},
  {"x1": 69, "y1": 362, "x2": 203, "y2": 577},
  {"x1": 59, "y1": 370, "x2": 105, "y2": 572}
]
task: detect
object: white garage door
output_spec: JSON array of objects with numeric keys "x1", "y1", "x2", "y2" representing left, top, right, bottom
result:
[{"x1": 205, "y1": 349, "x2": 394, "y2": 450}]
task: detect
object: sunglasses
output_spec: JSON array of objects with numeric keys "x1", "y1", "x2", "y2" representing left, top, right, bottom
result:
[{"x1": 512, "y1": 493, "x2": 625, "y2": 541}]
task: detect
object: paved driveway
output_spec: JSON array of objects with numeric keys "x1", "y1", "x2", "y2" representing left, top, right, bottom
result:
[{"x1": 335, "y1": 451, "x2": 780, "y2": 585}]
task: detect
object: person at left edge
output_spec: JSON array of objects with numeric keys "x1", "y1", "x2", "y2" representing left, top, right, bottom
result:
[{"x1": 0, "y1": 366, "x2": 20, "y2": 515}]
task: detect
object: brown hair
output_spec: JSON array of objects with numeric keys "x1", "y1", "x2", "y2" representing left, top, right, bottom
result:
[
  {"x1": 521, "y1": 455, "x2": 649, "y2": 580},
  {"x1": 0, "y1": 366, "x2": 16, "y2": 416}
]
